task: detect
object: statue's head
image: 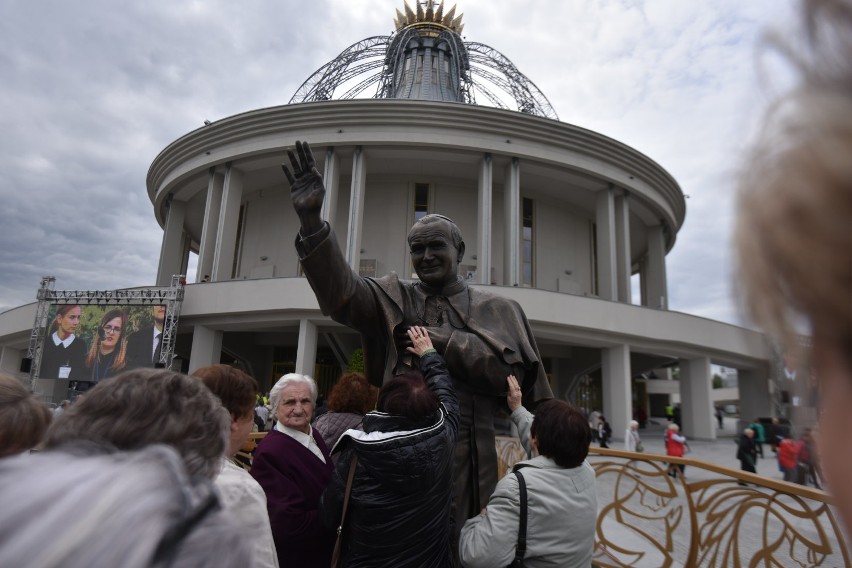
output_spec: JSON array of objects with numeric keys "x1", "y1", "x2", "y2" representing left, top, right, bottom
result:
[{"x1": 407, "y1": 214, "x2": 465, "y2": 287}]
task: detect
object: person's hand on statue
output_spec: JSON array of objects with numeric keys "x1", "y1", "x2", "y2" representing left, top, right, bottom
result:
[
  {"x1": 282, "y1": 140, "x2": 325, "y2": 235},
  {"x1": 405, "y1": 326, "x2": 436, "y2": 358},
  {"x1": 395, "y1": 323, "x2": 450, "y2": 354},
  {"x1": 507, "y1": 374, "x2": 522, "y2": 412}
]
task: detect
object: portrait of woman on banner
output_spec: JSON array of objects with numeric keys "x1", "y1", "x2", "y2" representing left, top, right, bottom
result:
[
  {"x1": 40, "y1": 305, "x2": 87, "y2": 381},
  {"x1": 85, "y1": 309, "x2": 129, "y2": 383}
]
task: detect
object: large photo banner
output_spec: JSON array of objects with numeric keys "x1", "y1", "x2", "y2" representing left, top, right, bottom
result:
[{"x1": 38, "y1": 304, "x2": 167, "y2": 392}]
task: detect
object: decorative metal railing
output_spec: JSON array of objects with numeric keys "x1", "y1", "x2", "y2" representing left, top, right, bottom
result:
[
  {"x1": 587, "y1": 448, "x2": 849, "y2": 567},
  {"x1": 241, "y1": 433, "x2": 849, "y2": 566}
]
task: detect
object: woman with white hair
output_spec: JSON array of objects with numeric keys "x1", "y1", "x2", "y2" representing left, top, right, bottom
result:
[
  {"x1": 624, "y1": 420, "x2": 642, "y2": 453},
  {"x1": 250, "y1": 373, "x2": 334, "y2": 568}
]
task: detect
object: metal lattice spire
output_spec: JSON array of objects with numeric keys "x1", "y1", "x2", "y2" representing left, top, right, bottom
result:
[{"x1": 289, "y1": 0, "x2": 558, "y2": 120}]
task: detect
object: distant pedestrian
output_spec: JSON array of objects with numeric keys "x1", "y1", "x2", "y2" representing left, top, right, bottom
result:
[
  {"x1": 589, "y1": 410, "x2": 601, "y2": 444},
  {"x1": 597, "y1": 416, "x2": 612, "y2": 449},
  {"x1": 624, "y1": 420, "x2": 642, "y2": 453},
  {"x1": 798, "y1": 429, "x2": 821, "y2": 489},
  {"x1": 749, "y1": 418, "x2": 766, "y2": 458},
  {"x1": 665, "y1": 423, "x2": 687, "y2": 478},
  {"x1": 778, "y1": 434, "x2": 802, "y2": 484},
  {"x1": 715, "y1": 406, "x2": 724, "y2": 429},
  {"x1": 736, "y1": 428, "x2": 757, "y2": 484}
]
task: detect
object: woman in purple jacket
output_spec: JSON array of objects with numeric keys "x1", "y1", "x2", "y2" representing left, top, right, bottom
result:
[{"x1": 251, "y1": 372, "x2": 334, "y2": 567}]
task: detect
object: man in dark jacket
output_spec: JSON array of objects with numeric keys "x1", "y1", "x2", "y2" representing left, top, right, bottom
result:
[{"x1": 321, "y1": 327, "x2": 459, "y2": 567}]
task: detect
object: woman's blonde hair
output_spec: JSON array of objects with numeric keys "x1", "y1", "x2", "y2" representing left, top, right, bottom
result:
[{"x1": 736, "y1": 0, "x2": 852, "y2": 363}]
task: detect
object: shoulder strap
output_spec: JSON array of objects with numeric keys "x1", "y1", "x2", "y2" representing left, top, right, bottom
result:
[
  {"x1": 511, "y1": 469, "x2": 528, "y2": 564},
  {"x1": 331, "y1": 453, "x2": 358, "y2": 568}
]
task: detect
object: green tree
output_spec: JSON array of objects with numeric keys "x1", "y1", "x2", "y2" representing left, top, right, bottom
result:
[
  {"x1": 346, "y1": 348, "x2": 365, "y2": 373},
  {"x1": 712, "y1": 374, "x2": 724, "y2": 389}
]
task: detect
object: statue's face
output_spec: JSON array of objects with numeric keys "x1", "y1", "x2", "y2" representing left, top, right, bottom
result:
[{"x1": 408, "y1": 220, "x2": 462, "y2": 287}]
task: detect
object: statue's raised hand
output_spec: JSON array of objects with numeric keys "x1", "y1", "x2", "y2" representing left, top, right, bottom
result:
[{"x1": 282, "y1": 140, "x2": 325, "y2": 235}]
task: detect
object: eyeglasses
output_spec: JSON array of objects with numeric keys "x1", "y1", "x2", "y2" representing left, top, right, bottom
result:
[{"x1": 102, "y1": 325, "x2": 122, "y2": 335}]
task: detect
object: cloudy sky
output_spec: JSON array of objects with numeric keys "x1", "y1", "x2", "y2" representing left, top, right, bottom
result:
[{"x1": 0, "y1": 0, "x2": 798, "y2": 325}]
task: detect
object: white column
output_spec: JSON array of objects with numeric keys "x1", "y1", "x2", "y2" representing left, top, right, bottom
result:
[
  {"x1": 212, "y1": 164, "x2": 244, "y2": 281},
  {"x1": 679, "y1": 356, "x2": 715, "y2": 439},
  {"x1": 321, "y1": 147, "x2": 340, "y2": 229},
  {"x1": 595, "y1": 187, "x2": 617, "y2": 301},
  {"x1": 614, "y1": 191, "x2": 632, "y2": 303},
  {"x1": 0, "y1": 346, "x2": 22, "y2": 374},
  {"x1": 602, "y1": 344, "x2": 631, "y2": 441},
  {"x1": 738, "y1": 367, "x2": 772, "y2": 424},
  {"x1": 157, "y1": 198, "x2": 187, "y2": 286},
  {"x1": 295, "y1": 319, "x2": 319, "y2": 378},
  {"x1": 196, "y1": 169, "x2": 224, "y2": 283},
  {"x1": 645, "y1": 224, "x2": 668, "y2": 309},
  {"x1": 477, "y1": 153, "x2": 493, "y2": 285},
  {"x1": 346, "y1": 146, "x2": 366, "y2": 271},
  {"x1": 188, "y1": 325, "x2": 223, "y2": 374},
  {"x1": 503, "y1": 157, "x2": 520, "y2": 286}
]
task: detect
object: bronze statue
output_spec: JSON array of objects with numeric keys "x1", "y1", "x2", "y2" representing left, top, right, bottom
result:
[{"x1": 284, "y1": 140, "x2": 553, "y2": 546}]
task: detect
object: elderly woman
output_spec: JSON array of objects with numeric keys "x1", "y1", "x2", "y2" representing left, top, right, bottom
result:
[
  {"x1": 460, "y1": 376, "x2": 596, "y2": 567},
  {"x1": 85, "y1": 309, "x2": 129, "y2": 384},
  {"x1": 0, "y1": 374, "x2": 51, "y2": 458},
  {"x1": 736, "y1": 428, "x2": 758, "y2": 483},
  {"x1": 624, "y1": 420, "x2": 642, "y2": 453},
  {"x1": 320, "y1": 327, "x2": 459, "y2": 567},
  {"x1": 735, "y1": 0, "x2": 852, "y2": 533},
  {"x1": 0, "y1": 368, "x2": 251, "y2": 567},
  {"x1": 193, "y1": 364, "x2": 279, "y2": 568},
  {"x1": 312, "y1": 371, "x2": 378, "y2": 457},
  {"x1": 665, "y1": 423, "x2": 687, "y2": 477},
  {"x1": 251, "y1": 373, "x2": 334, "y2": 568}
]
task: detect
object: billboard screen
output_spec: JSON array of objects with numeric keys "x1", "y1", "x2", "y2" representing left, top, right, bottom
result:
[{"x1": 38, "y1": 304, "x2": 167, "y2": 391}]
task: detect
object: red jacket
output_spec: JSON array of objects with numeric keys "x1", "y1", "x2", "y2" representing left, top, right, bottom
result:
[
  {"x1": 778, "y1": 439, "x2": 802, "y2": 469},
  {"x1": 665, "y1": 429, "x2": 686, "y2": 457}
]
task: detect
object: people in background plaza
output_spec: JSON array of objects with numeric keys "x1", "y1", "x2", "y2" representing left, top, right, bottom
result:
[
  {"x1": 250, "y1": 373, "x2": 334, "y2": 568},
  {"x1": 597, "y1": 415, "x2": 611, "y2": 448},
  {"x1": 736, "y1": 428, "x2": 758, "y2": 484},
  {"x1": 740, "y1": 0, "x2": 852, "y2": 538},
  {"x1": 52, "y1": 399, "x2": 70, "y2": 418},
  {"x1": 1, "y1": 367, "x2": 249, "y2": 567},
  {"x1": 284, "y1": 140, "x2": 553, "y2": 554},
  {"x1": 0, "y1": 373, "x2": 51, "y2": 458},
  {"x1": 665, "y1": 423, "x2": 687, "y2": 477},
  {"x1": 312, "y1": 371, "x2": 378, "y2": 460},
  {"x1": 460, "y1": 387, "x2": 596, "y2": 567},
  {"x1": 126, "y1": 304, "x2": 166, "y2": 368},
  {"x1": 192, "y1": 364, "x2": 279, "y2": 568},
  {"x1": 39, "y1": 304, "x2": 87, "y2": 381},
  {"x1": 588, "y1": 409, "x2": 601, "y2": 444},
  {"x1": 255, "y1": 399, "x2": 269, "y2": 432},
  {"x1": 798, "y1": 428, "x2": 821, "y2": 489},
  {"x1": 624, "y1": 420, "x2": 642, "y2": 453},
  {"x1": 715, "y1": 406, "x2": 724, "y2": 429},
  {"x1": 84, "y1": 309, "x2": 129, "y2": 383},
  {"x1": 320, "y1": 327, "x2": 459, "y2": 567},
  {"x1": 777, "y1": 433, "x2": 802, "y2": 484},
  {"x1": 748, "y1": 418, "x2": 766, "y2": 458}
]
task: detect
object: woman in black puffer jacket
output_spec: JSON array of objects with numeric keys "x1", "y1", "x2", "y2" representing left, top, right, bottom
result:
[{"x1": 321, "y1": 326, "x2": 459, "y2": 568}]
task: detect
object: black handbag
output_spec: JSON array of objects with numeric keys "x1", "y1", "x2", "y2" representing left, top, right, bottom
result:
[
  {"x1": 507, "y1": 468, "x2": 528, "y2": 567},
  {"x1": 331, "y1": 453, "x2": 358, "y2": 568}
]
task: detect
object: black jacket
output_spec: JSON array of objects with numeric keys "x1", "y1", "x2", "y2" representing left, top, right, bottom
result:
[{"x1": 320, "y1": 352, "x2": 459, "y2": 567}]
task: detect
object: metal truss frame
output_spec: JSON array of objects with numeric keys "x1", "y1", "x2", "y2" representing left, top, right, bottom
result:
[
  {"x1": 26, "y1": 275, "x2": 186, "y2": 386},
  {"x1": 289, "y1": 30, "x2": 558, "y2": 120}
]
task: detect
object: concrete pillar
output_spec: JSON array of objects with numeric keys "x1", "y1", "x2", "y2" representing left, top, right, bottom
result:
[
  {"x1": 595, "y1": 187, "x2": 617, "y2": 301},
  {"x1": 738, "y1": 366, "x2": 772, "y2": 423},
  {"x1": 645, "y1": 224, "x2": 668, "y2": 309},
  {"x1": 476, "y1": 153, "x2": 493, "y2": 285},
  {"x1": 156, "y1": 198, "x2": 186, "y2": 286},
  {"x1": 0, "y1": 346, "x2": 22, "y2": 374},
  {"x1": 196, "y1": 169, "x2": 224, "y2": 283},
  {"x1": 346, "y1": 146, "x2": 366, "y2": 271},
  {"x1": 188, "y1": 325, "x2": 223, "y2": 374},
  {"x1": 602, "y1": 344, "x2": 631, "y2": 442},
  {"x1": 614, "y1": 191, "x2": 632, "y2": 303},
  {"x1": 679, "y1": 356, "x2": 714, "y2": 439},
  {"x1": 295, "y1": 319, "x2": 319, "y2": 378},
  {"x1": 322, "y1": 147, "x2": 340, "y2": 230},
  {"x1": 212, "y1": 164, "x2": 244, "y2": 281},
  {"x1": 503, "y1": 157, "x2": 520, "y2": 286}
]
